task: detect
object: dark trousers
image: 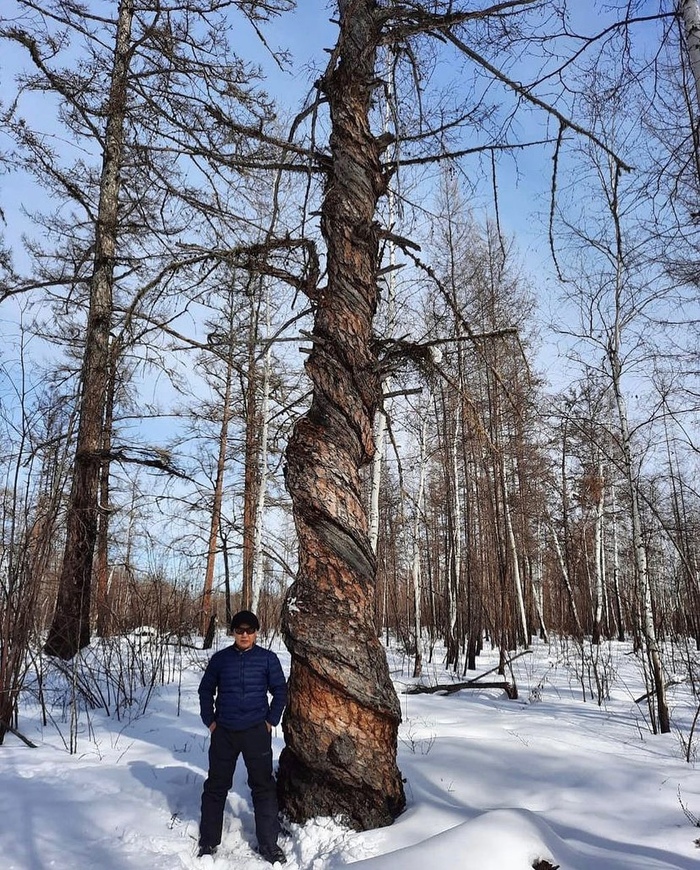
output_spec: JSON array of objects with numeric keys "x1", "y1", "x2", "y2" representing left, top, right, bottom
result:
[{"x1": 199, "y1": 721, "x2": 280, "y2": 850}]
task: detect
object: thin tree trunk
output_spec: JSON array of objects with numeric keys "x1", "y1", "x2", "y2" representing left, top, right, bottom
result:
[
  {"x1": 369, "y1": 404, "x2": 388, "y2": 640},
  {"x1": 95, "y1": 339, "x2": 116, "y2": 638},
  {"x1": 368, "y1": 95, "x2": 396, "y2": 562},
  {"x1": 251, "y1": 294, "x2": 272, "y2": 615},
  {"x1": 241, "y1": 301, "x2": 260, "y2": 609},
  {"x1": 616, "y1": 393, "x2": 670, "y2": 732},
  {"x1": 221, "y1": 529, "x2": 233, "y2": 628},
  {"x1": 531, "y1": 522, "x2": 548, "y2": 641},
  {"x1": 610, "y1": 483, "x2": 625, "y2": 641},
  {"x1": 448, "y1": 400, "x2": 462, "y2": 663},
  {"x1": 592, "y1": 460, "x2": 605, "y2": 645},
  {"x1": 44, "y1": 0, "x2": 134, "y2": 659},
  {"x1": 368, "y1": 408, "x2": 387, "y2": 558},
  {"x1": 607, "y1": 164, "x2": 669, "y2": 733},
  {"x1": 502, "y1": 455, "x2": 528, "y2": 648},
  {"x1": 279, "y1": 0, "x2": 405, "y2": 829},
  {"x1": 549, "y1": 521, "x2": 584, "y2": 638},
  {"x1": 411, "y1": 408, "x2": 429, "y2": 679},
  {"x1": 201, "y1": 338, "x2": 234, "y2": 639},
  {"x1": 664, "y1": 409, "x2": 700, "y2": 648}
]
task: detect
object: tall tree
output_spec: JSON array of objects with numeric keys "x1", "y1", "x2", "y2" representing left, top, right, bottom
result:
[
  {"x1": 201, "y1": 294, "x2": 238, "y2": 641},
  {"x1": 43, "y1": 0, "x2": 134, "y2": 658},
  {"x1": 553, "y1": 134, "x2": 672, "y2": 729}
]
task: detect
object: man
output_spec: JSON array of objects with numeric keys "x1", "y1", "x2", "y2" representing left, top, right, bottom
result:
[{"x1": 198, "y1": 610, "x2": 287, "y2": 864}]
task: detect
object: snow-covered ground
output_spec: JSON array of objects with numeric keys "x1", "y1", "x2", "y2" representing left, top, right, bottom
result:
[{"x1": 2, "y1": 634, "x2": 698, "y2": 869}]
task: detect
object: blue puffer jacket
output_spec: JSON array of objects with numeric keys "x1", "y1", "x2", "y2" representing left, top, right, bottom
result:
[{"x1": 198, "y1": 642, "x2": 287, "y2": 731}]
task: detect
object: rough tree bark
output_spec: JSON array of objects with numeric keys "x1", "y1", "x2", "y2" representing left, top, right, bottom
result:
[
  {"x1": 44, "y1": 0, "x2": 133, "y2": 659},
  {"x1": 278, "y1": 0, "x2": 406, "y2": 830}
]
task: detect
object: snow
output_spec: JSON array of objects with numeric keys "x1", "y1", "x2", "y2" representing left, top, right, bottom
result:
[{"x1": 2, "y1": 636, "x2": 699, "y2": 870}]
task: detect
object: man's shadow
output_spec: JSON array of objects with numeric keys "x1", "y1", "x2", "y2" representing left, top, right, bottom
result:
[
  {"x1": 128, "y1": 760, "x2": 204, "y2": 829},
  {"x1": 128, "y1": 758, "x2": 261, "y2": 849}
]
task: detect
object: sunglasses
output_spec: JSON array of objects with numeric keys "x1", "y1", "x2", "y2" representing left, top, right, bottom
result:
[{"x1": 233, "y1": 627, "x2": 256, "y2": 635}]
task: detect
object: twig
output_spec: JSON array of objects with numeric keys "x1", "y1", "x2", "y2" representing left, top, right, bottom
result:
[
  {"x1": 686, "y1": 702, "x2": 700, "y2": 764},
  {"x1": 677, "y1": 785, "x2": 700, "y2": 827}
]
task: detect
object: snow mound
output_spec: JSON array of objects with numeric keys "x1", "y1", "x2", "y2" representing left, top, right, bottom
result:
[{"x1": 350, "y1": 808, "x2": 560, "y2": 869}]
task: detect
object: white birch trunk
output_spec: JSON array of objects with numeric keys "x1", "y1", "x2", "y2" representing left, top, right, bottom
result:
[
  {"x1": 613, "y1": 387, "x2": 670, "y2": 732},
  {"x1": 682, "y1": 0, "x2": 700, "y2": 110},
  {"x1": 606, "y1": 157, "x2": 669, "y2": 732},
  {"x1": 368, "y1": 409, "x2": 387, "y2": 556},
  {"x1": 531, "y1": 520, "x2": 548, "y2": 642},
  {"x1": 448, "y1": 410, "x2": 461, "y2": 645},
  {"x1": 600, "y1": 510, "x2": 610, "y2": 634},
  {"x1": 503, "y1": 456, "x2": 528, "y2": 647},
  {"x1": 593, "y1": 460, "x2": 605, "y2": 642},
  {"x1": 610, "y1": 483, "x2": 624, "y2": 640},
  {"x1": 368, "y1": 100, "x2": 396, "y2": 622}
]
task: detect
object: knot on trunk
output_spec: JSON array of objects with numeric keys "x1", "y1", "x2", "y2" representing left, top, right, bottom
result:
[{"x1": 327, "y1": 733, "x2": 356, "y2": 767}]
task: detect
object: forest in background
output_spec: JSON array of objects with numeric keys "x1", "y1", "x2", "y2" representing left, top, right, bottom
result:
[{"x1": 1, "y1": 0, "x2": 699, "y2": 821}]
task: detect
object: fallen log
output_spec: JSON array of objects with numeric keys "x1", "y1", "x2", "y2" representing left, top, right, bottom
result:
[
  {"x1": 404, "y1": 649, "x2": 531, "y2": 700},
  {"x1": 404, "y1": 680, "x2": 517, "y2": 700}
]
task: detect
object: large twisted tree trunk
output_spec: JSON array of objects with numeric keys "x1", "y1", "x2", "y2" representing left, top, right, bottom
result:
[{"x1": 278, "y1": 0, "x2": 406, "y2": 830}]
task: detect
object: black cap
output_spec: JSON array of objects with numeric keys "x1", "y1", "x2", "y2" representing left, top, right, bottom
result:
[{"x1": 230, "y1": 610, "x2": 260, "y2": 632}]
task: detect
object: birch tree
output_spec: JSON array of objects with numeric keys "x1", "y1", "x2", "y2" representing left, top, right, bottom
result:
[{"x1": 553, "y1": 137, "x2": 672, "y2": 729}]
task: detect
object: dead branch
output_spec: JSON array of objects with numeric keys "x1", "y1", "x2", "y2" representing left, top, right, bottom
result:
[
  {"x1": 92, "y1": 447, "x2": 193, "y2": 481},
  {"x1": 0, "y1": 720, "x2": 38, "y2": 748},
  {"x1": 633, "y1": 679, "x2": 684, "y2": 704}
]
